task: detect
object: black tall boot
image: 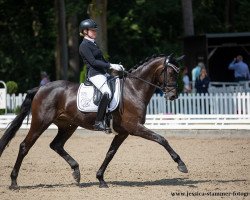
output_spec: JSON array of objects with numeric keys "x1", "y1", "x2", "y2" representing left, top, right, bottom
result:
[{"x1": 94, "y1": 93, "x2": 111, "y2": 132}]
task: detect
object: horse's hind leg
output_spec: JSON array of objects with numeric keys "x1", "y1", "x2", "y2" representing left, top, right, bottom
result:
[
  {"x1": 10, "y1": 126, "x2": 49, "y2": 190},
  {"x1": 96, "y1": 134, "x2": 128, "y2": 188},
  {"x1": 49, "y1": 125, "x2": 80, "y2": 185}
]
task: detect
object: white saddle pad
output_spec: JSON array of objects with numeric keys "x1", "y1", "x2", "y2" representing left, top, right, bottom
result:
[{"x1": 77, "y1": 78, "x2": 120, "y2": 112}]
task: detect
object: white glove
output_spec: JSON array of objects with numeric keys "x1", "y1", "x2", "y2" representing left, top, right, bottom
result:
[{"x1": 110, "y1": 63, "x2": 124, "y2": 71}]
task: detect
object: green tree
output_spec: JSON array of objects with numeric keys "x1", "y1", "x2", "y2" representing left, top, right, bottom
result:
[
  {"x1": 181, "y1": 0, "x2": 194, "y2": 36},
  {"x1": 0, "y1": 0, "x2": 249, "y2": 92},
  {"x1": 107, "y1": 0, "x2": 183, "y2": 68},
  {"x1": 88, "y1": 0, "x2": 108, "y2": 53},
  {"x1": 0, "y1": 0, "x2": 56, "y2": 92}
]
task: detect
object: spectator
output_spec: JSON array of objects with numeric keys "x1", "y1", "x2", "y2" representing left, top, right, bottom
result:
[
  {"x1": 228, "y1": 55, "x2": 250, "y2": 82},
  {"x1": 192, "y1": 62, "x2": 204, "y2": 82},
  {"x1": 195, "y1": 67, "x2": 210, "y2": 94},
  {"x1": 40, "y1": 71, "x2": 50, "y2": 86},
  {"x1": 182, "y1": 67, "x2": 191, "y2": 93}
]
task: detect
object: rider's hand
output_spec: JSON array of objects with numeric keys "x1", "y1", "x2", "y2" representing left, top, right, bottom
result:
[{"x1": 110, "y1": 63, "x2": 124, "y2": 71}]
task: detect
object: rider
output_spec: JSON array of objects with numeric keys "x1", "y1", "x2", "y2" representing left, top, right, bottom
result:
[{"x1": 79, "y1": 19, "x2": 124, "y2": 132}]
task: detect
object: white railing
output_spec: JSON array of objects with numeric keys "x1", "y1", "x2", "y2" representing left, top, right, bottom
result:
[
  {"x1": 0, "y1": 115, "x2": 57, "y2": 129},
  {"x1": 145, "y1": 114, "x2": 250, "y2": 130},
  {"x1": 2, "y1": 84, "x2": 249, "y2": 130},
  {"x1": 147, "y1": 92, "x2": 250, "y2": 115},
  {"x1": 208, "y1": 81, "x2": 250, "y2": 93},
  {"x1": 1, "y1": 114, "x2": 250, "y2": 130},
  {"x1": 6, "y1": 93, "x2": 27, "y2": 112},
  {"x1": 3, "y1": 91, "x2": 250, "y2": 115}
]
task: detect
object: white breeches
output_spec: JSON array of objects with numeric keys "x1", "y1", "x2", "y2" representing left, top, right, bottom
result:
[{"x1": 89, "y1": 74, "x2": 111, "y2": 98}]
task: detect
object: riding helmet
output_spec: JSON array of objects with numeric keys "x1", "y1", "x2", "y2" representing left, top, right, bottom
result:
[{"x1": 79, "y1": 19, "x2": 97, "y2": 34}]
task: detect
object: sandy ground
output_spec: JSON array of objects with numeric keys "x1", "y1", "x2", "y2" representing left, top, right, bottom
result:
[{"x1": 0, "y1": 129, "x2": 249, "y2": 200}]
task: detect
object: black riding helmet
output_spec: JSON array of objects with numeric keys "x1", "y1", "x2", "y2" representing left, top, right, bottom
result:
[{"x1": 79, "y1": 19, "x2": 97, "y2": 35}]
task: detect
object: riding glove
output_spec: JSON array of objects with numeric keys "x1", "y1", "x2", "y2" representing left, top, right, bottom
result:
[{"x1": 110, "y1": 63, "x2": 124, "y2": 71}]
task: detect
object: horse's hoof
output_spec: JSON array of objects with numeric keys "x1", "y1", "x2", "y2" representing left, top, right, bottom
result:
[
  {"x1": 9, "y1": 184, "x2": 19, "y2": 190},
  {"x1": 72, "y1": 169, "x2": 81, "y2": 183},
  {"x1": 99, "y1": 181, "x2": 109, "y2": 188},
  {"x1": 177, "y1": 164, "x2": 188, "y2": 173}
]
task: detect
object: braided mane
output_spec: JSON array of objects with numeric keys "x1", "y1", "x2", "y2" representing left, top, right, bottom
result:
[{"x1": 128, "y1": 54, "x2": 166, "y2": 72}]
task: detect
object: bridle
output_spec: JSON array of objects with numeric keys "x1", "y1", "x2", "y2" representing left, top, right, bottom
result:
[
  {"x1": 160, "y1": 56, "x2": 180, "y2": 91},
  {"x1": 123, "y1": 56, "x2": 180, "y2": 92},
  {"x1": 119, "y1": 56, "x2": 180, "y2": 113}
]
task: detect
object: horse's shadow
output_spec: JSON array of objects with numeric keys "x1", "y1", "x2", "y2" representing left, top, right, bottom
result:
[
  {"x1": 16, "y1": 178, "x2": 246, "y2": 189},
  {"x1": 16, "y1": 178, "x2": 246, "y2": 190},
  {"x1": 80, "y1": 178, "x2": 247, "y2": 188}
]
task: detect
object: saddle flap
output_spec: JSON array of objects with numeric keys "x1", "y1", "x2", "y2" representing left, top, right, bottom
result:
[
  {"x1": 92, "y1": 76, "x2": 117, "y2": 106},
  {"x1": 77, "y1": 77, "x2": 120, "y2": 113}
]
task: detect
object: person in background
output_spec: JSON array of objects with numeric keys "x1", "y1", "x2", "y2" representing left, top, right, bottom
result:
[
  {"x1": 192, "y1": 62, "x2": 204, "y2": 82},
  {"x1": 40, "y1": 71, "x2": 50, "y2": 86},
  {"x1": 228, "y1": 55, "x2": 250, "y2": 82},
  {"x1": 192, "y1": 62, "x2": 205, "y2": 92},
  {"x1": 182, "y1": 67, "x2": 191, "y2": 93},
  {"x1": 195, "y1": 67, "x2": 210, "y2": 94}
]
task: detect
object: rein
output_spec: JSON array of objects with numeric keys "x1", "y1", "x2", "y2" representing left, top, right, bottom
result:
[
  {"x1": 122, "y1": 70, "x2": 163, "y2": 90},
  {"x1": 122, "y1": 59, "x2": 180, "y2": 91}
]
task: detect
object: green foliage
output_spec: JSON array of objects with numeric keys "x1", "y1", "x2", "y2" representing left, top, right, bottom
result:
[
  {"x1": 0, "y1": 109, "x2": 5, "y2": 115},
  {"x1": 235, "y1": 0, "x2": 250, "y2": 31},
  {"x1": 14, "y1": 106, "x2": 21, "y2": 114},
  {"x1": 0, "y1": 0, "x2": 56, "y2": 92},
  {"x1": 193, "y1": 0, "x2": 250, "y2": 33},
  {"x1": 177, "y1": 68, "x2": 185, "y2": 94},
  {"x1": 0, "y1": 0, "x2": 249, "y2": 91},
  {"x1": 108, "y1": 0, "x2": 183, "y2": 67},
  {"x1": 79, "y1": 65, "x2": 87, "y2": 83},
  {"x1": 6, "y1": 81, "x2": 18, "y2": 94}
]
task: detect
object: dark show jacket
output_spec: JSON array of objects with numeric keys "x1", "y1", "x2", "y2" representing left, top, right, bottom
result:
[
  {"x1": 79, "y1": 38, "x2": 110, "y2": 77},
  {"x1": 195, "y1": 76, "x2": 210, "y2": 94}
]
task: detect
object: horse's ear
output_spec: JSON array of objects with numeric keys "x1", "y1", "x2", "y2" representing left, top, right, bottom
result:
[
  {"x1": 166, "y1": 53, "x2": 174, "y2": 63},
  {"x1": 176, "y1": 55, "x2": 185, "y2": 62},
  {"x1": 167, "y1": 53, "x2": 174, "y2": 60}
]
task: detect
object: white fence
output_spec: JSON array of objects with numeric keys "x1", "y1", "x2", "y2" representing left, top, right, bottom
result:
[
  {"x1": 3, "y1": 92, "x2": 250, "y2": 115},
  {"x1": 208, "y1": 81, "x2": 250, "y2": 93},
  {"x1": 145, "y1": 114, "x2": 250, "y2": 130},
  {"x1": 0, "y1": 115, "x2": 57, "y2": 129},
  {"x1": 2, "y1": 84, "x2": 250, "y2": 130},
  {"x1": 2, "y1": 92, "x2": 250, "y2": 130},
  {"x1": 1, "y1": 114, "x2": 250, "y2": 130},
  {"x1": 147, "y1": 92, "x2": 250, "y2": 115},
  {"x1": 3, "y1": 81, "x2": 250, "y2": 113},
  {"x1": 6, "y1": 93, "x2": 26, "y2": 112}
]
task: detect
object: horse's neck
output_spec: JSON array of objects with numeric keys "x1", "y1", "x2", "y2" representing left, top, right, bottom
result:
[{"x1": 126, "y1": 59, "x2": 162, "y2": 104}]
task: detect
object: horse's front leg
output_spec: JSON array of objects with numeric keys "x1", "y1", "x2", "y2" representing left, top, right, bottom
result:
[
  {"x1": 133, "y1": 124, "x2": 188, "y2": 173},
  {"x1": 96, "y1": 134, "x2": 128, "y2": 188}
]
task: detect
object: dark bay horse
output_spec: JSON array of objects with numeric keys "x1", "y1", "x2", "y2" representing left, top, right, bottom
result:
[{"x1": 0, "y1": 54, "x2": 187, "y2": 189}]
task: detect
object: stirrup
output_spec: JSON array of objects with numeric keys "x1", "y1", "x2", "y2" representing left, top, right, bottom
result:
[{"x1": 94, "y1": 121, "x2": 112, "y2": 134}]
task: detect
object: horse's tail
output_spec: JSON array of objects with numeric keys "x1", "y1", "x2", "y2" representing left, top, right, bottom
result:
[{"x1": 0, "y1": 87, "x2": 39, "y2": 157}]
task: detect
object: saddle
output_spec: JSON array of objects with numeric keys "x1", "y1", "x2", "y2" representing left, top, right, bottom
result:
[{"x1": 76, "y1": 76, "x2": 120, "y2": 113}]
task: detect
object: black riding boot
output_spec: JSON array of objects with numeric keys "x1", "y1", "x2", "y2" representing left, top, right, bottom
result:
[{"x1": 94, "y1": 93, "x2": 111, "y2": 132}]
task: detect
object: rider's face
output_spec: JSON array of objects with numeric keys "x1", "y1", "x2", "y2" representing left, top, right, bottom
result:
[{"x1": 87, "y1": 29, "x2": 97, "y2": 39}]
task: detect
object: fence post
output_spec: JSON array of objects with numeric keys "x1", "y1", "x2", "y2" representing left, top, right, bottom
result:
[{"x1": 0, "y1": 81, "x2": 7, "y2": 114}]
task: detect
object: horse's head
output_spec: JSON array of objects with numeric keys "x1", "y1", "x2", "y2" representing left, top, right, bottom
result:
[
  {"x1": 156, "y1": 54, "x2": 184, "y2": 100},
  {"x1": 126, "y1": 54, "x2": 184, "y2": 102}
]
